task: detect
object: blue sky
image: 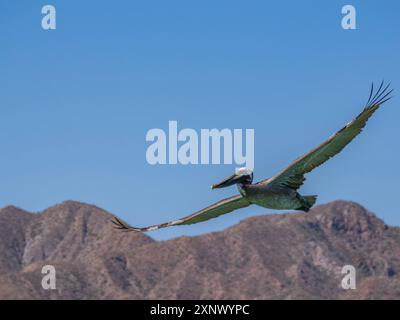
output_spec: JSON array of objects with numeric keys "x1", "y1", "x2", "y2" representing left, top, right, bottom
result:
[{"x1": 0, "y1": 1, "x2": 399, "y2": 240}]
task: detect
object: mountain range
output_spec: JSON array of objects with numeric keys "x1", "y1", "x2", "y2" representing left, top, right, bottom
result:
[{"x1": 0, "y1": 200, "x2": 399, "y2": 299}]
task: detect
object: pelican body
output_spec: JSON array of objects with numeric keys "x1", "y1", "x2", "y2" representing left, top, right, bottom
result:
[
  {"x1": 241, "y1": 178, "x2": 316, "y2": 212},
  {"x1": 210, "y1": 167, "x2": 316, "y2": 212},
  {"x1": 113, "y1": 81, "x2": 393, "y2": 232}
]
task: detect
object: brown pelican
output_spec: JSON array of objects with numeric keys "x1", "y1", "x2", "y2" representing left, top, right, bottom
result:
[{"x1": 112, "y1": 82, "x2": 393, "y2": 232}]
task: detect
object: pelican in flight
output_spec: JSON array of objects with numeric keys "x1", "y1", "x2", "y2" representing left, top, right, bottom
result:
[{"x1": 112, "y1": 82, "x2": 393, "y2": 232}]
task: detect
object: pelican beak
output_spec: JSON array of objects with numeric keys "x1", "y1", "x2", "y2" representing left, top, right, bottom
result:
[{"x1": 211, "y1": 173, "x2": 242, "y2": 189}]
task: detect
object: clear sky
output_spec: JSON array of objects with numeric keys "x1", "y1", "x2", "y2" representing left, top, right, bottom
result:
[{"x1": 0, "y1": 1, "x2": 399, "y2": 240}]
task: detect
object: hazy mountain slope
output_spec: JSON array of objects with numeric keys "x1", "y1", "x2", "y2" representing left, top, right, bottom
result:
[{"x1": 0, "y1": 200, "x2": 399, "y2": 299}]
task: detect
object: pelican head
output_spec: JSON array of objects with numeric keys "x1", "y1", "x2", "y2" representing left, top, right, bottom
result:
[{"x1": 211, "y1": 167, "x2": 253, "y2": 189}]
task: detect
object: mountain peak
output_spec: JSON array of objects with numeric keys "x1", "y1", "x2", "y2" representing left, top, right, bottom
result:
[
  {"x1": 0, "y1": 204, "x2": 29, "y2": 214},
  {"x1": 46, "y1": 200, "x2": 105, "y2": 212},
  {"x1": 308, "y1": 200, "x2": 387, "y2": 238}
]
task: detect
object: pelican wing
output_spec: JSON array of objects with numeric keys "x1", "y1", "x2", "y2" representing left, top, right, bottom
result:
[
  {"x1": 112, "y1": 194, "x2": 251, "y2": 232},
  {"x1": 265, "y1": 81, "x2": 393, "y2": 190}
]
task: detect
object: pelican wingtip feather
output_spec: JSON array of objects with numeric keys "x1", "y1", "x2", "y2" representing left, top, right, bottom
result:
[
  {"x1": 111, "y1": 216, "x2": 140, "y2": 232},
  {"x1": 366, "y1": 80, "x2": 393, "y2": 107}
]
